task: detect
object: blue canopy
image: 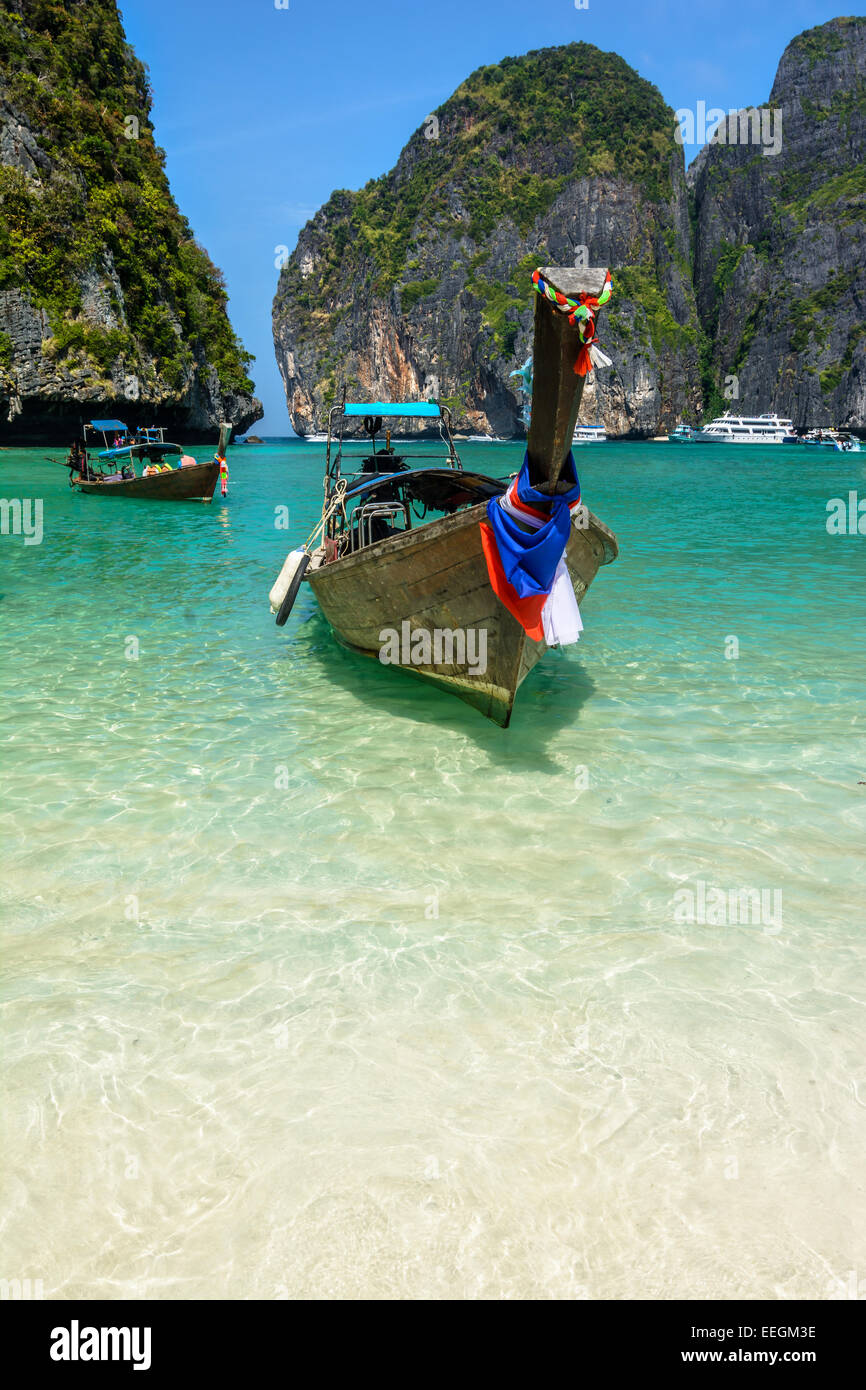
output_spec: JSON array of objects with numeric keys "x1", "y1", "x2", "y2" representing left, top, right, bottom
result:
[
  {"x1": 97, "y1": 443, "x2": 180, "y2": 459},
  {"x1": 89, "y1": 419, "x2": 128, "y2": 432},
  {"x1": 343, "y1": 402, "x2": 440, "y2": 418}
]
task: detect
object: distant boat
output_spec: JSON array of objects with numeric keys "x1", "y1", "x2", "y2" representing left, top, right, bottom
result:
[
  {"x1": 668, "y1": 423, "x2": 697, "y2": 442},
  {"x1": 572, "y1": 424, "x2": 607, "y2": 444},
  {"x1": 692, "y1": 413, "x2": 796, "y2": 444},
  {"x1": 54, "y1": 420, "x2": 230, "y2": 500},
  {"x1": 803, "y1": 428, "x2": 861, "y2": 451}
]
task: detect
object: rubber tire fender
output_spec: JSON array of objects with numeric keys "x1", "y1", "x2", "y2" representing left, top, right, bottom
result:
[{"x1": 275, "y1": 551, "x2": 311, "y2": 626}]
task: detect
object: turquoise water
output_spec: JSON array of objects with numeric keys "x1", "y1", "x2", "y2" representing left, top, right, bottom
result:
[{"x1": 1, "y1": 439, "x2": 864, "y2": 1299}]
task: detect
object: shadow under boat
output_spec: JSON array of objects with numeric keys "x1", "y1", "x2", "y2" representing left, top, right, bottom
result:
[
  {"x1": 280, "y1": 606, "x2": 599, "y2": 774},
  {"x1": 269, "y1": 265, "x2": 618, "y2": 727}
]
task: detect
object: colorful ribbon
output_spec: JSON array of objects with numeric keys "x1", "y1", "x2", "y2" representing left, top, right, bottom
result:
[
  {"x1": 531, "y1": 268, "x2": 612, "y2": 320},
  {"x1": 531, "y1": 269, "x2": 613, "y2": 376}
]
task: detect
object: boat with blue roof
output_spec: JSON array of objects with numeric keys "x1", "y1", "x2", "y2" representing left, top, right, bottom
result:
[
  {"x1": 269, "y1": 265, "x2": 619, "y2": 726},
  {"x1": 56, "y1": 419, "x2": 231, "y2": 499}
]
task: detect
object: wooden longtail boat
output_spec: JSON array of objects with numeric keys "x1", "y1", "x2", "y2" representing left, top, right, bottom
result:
[
  {"x1": 74, "y1": 458, "x2": 221, "y2": 500},
  {"x1": 56, "y1": 421, "x2": 231, "y2": 500},
  {"x1": 270, "y1": 267, "x2": 618, "y2": 726}
]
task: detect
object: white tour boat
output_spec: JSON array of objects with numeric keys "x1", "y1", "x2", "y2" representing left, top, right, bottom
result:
[
  {"x1": 572, "y1": 425, "x2": 608, "y2": 444},
  {"x1": 692, "y1": 413, "x2": 797, "y2": 444}
]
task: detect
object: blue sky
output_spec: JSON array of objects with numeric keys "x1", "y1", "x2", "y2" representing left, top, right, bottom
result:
[{"x1": 120, "y1": 0, "x2": 853, "y2": 432}]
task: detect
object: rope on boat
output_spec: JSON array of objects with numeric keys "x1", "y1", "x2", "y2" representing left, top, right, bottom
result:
[
  {"x1": 531, "y1": 268, "x2": 614, "y2": 377},
  {"x1": 304, "y1": 477, "x2": 348, "y2": 553}
]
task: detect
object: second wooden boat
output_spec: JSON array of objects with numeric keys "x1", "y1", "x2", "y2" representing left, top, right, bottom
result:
[
  {"x1": 56, "y1": 422, "x2": 231, "y2": 500},
  {"x1": 73, "y1": 458, "x2": 221, "y2": 500},
  {"x1": 270, "y1": 266, "x2": 618, "y2": 726}
]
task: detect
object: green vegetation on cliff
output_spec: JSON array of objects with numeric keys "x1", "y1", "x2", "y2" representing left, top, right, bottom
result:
[
  {"x1": 614, "y1": 265, "x2": 699, "y2": 358},
  {"x1": 690, "y1": 16, "x2": 865, "y2": 426},
  {"x1": 280, "y1": 41, "x2": 681, "y2": 335},
  {"x1": 787, "y1": 15, "x2": 862, "y2": 65},
  {"x1": 0, "y1": 0, "x2": 254, "y2": 393},
  {"x1": 274, "y1": 38, "x2": 705, "y2": 435}
]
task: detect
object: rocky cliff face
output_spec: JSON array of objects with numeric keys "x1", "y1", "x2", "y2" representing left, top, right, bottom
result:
[
  {"x1": 273, "y1": 43, "x2": 703, "y2": 438},
  {"x1": 0, "y1": 0, "x2": 261, "y2": 442},
  {"x1": 690, "y1": 17, "x2": 866, "y2": 428}
]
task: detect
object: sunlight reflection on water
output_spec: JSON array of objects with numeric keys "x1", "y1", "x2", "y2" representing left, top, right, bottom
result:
[{"x1": 1, "y1": 441, "x2": 864, "y2": 1298}]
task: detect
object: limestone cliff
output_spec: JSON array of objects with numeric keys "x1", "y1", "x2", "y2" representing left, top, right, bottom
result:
[
  {"x1": 690, "y1": 17, "x2": 866, "y2": 428},
  {"x1": 273, "y1": 43, "x2": 703, "y2": 438},
  {"x1": 0, "y1": 0, "x2": 261, "y2": 442}
]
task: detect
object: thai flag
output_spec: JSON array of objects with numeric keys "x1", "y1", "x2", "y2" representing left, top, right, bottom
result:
[{"x1": 479, "y1": 453, "x2": 584, "y2": 645}]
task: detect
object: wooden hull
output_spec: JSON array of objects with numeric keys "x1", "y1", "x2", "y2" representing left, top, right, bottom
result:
[
  {"x1": 308, "y1": 503, "x2": 617, "y2": 726},
  {"x1": 300, "y1": 265, "x2": 616, "y2": 726},
  {"x1": 75, "y1": 461, "x2": 219, "y2": 500}
]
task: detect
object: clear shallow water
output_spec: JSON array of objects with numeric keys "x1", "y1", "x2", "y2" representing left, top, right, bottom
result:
[{"x1": 1, "y1": 438, "x2": 864, "y2": 1300}]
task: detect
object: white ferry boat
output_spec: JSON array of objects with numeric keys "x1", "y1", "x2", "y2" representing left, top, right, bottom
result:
[
  {"x1": 692, "y1": 413, "x2": 796, "y2": 444},
  {"x1": 572, "y1": 425, "x2": 608, "y2": 444}
]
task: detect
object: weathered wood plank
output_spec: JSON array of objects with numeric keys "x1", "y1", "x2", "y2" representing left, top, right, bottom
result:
[
  {"x1": 526, "y1": 265, "x2": 610, "y2": 491},
  {"x1": 538, "y1": 267, "x2": 609, "y2": 298}
]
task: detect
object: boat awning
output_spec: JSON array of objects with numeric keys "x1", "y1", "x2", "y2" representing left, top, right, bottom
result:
[
  {"x1": 343, "y1": 402, "x2": 441, "y2": 418},
  {"x1": 341, "y1": 467, "x2": 504, "y2": 502},
  {"x1": 97, "y1": 442, "x2": 181, "y2": 459},
  {"x1": 89, "y1": 419, "x2": 128, "y2": 431}
]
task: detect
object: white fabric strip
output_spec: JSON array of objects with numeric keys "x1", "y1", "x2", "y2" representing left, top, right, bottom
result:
[
  {"x1": 542, "y1": 559, "x2": 583, "y2": 647},
  {"x1": 498, "y1": 481, "x2": 584, "y2": 646}
]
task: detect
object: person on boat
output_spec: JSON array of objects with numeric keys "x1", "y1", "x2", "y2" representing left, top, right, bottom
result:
[
  {"x1": 218, "y1": 455, "x2": 228, "y2": 496},
  {"x1": 179, "y1": 453, "x2": 197, "y2": 468},
  {"x1": 67, "y1": 439, "x2": 89, "y2": 479}
]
